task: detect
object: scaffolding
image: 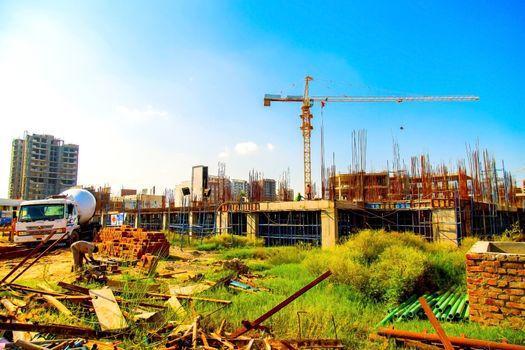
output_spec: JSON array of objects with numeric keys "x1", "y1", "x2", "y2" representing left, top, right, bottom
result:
[{"x1": 258, "y1": 211, "x2": 321, "y2": 246}]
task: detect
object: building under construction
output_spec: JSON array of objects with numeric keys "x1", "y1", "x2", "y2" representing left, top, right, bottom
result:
[{"x1": 98, "y1": 142, "x2": 524, "y2": 248}]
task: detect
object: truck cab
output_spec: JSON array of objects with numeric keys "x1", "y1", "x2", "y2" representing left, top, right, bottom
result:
[
  {"x1": 15, "y1": 198, "x2": 76, "y2": 244},
  {"x1": 14, "y1": 189, "x2": 99, "y2": 244}
]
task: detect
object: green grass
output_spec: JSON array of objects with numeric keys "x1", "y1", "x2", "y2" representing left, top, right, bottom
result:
[{"x1": 6, "y1": 229, "x2": 524, "y2": 349}]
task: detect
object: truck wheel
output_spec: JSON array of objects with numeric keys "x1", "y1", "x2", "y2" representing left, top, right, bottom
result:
[{"x1": 69, "y1": 230, "x2": 80, "y2": 245}]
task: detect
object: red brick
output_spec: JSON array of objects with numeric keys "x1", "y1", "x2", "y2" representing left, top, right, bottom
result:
[
  {"x1": 509, "y1": 282, "x2": 525, "y2": 289},
  {"x1": 466, "y1": 259, "x2": 475, "y2": 266},
  {"x1": 506, "y1": 255, "x2": 519, "y2": 262},
  {"x1": 466, "y1": 253, "x2": 483, "y2": 260},
  {"x1": 486, "y1": 279, "x2": 498, "y2": 286},
  {"x1": 486, "y1": 305, "x2": 500, "y2": 313},
  {"x1": 467, "y1": 277, "x2": 482, "y2": 284},
  {"x1": 498, "y1": 294, "x2": 510, "y2": 300},
  {"x1": 503, "y1": 262, "x2": 523, "y2": 269},
  {"x1": 497, "y1": 268, "x2": 507, "y2": 274},
  {"x1": 506, "y1": 302, "x2": 525, "y2": 310},
  {"x1": 488, "y1": 312, "x2": 505, "y2": 319},
  {"x1": 507, "y1": 269, "x2": 517, "y2": 275},
  {"x1": 497, "y1": 280, "x2": 509, "y2": 288},
  {"x1": 509, "y1": 289, "x2": 525, "y2": 296},
  {"x1": 482, "y1": 272, "x2": 498, "y2": 279}
]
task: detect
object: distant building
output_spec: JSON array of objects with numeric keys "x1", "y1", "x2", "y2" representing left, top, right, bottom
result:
[
  {"x1": 191, "y1": 165, "x2": 208, "y2": 202},
  {"x1": 207, "y1": 175, "x2": 232, "y2": 204},
  {"x1": 121, "y1": 188, "x2": 137, "y2": 196},
  {"x1": 8, "y1": 133, "x2": 78, "y2": 200},
  {"x1": 231, "y1": 179, "x2": 248, "y2": 200},
  {"x1": 260, "y1": 179, "x2": 277, "y2": 202}
]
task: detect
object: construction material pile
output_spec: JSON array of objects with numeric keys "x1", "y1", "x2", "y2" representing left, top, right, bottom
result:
[
  {"x1": 377, "y1": 288, "x2": 469, "y2": 327},
  {"x1": 96, "y1": 225, "x2": 170, "y2": 260}
]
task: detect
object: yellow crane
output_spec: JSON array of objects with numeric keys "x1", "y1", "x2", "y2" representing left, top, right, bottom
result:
[{"x1": 264, "y1": 76, "x2": 479, "y2": 199}]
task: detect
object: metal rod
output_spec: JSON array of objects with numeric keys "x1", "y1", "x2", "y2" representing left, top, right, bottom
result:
[
  {"x1": 229, "y1": 270, "x2": 332, "y2": 338},
  {"x1": 419, "y1": 297, "x2": 454, "y2": 350},
  {"x1": 0, "y1": 231, "x2": 55, "y2": 284},
  {"x1": 377, "y1": 328, "x2": 525, "y2": 350},
  {"x1": 8, "y1": 233, "x2": 67, "y2": 284}
]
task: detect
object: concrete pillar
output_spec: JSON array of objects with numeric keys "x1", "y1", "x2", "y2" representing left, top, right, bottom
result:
[
  {"x1": 134, "y1": 214, "x2": 139, "y2": 229},
  {"x1": 432, "y1": 208, "x2": 458, "y2": 245},
  {"x1": 162, "y1": 212, "x2": 168, "y2": 231},
  {"x1": 246, "y1": 213, "x2": 258, "y2": 239},
  {"x1": 188, "y1": 212, "x2": 197, "y2": 237},
  {"x1": 215, "y1": 211, "x2": 230, "y2": 235},
  {"x1": 321, "y1": 208, "x2": 338, "y2": 248}
]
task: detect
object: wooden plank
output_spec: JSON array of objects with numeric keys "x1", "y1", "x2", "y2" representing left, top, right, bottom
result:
[
  {"x1": 42, "y1": 295, "x2": 72, "y2": 317},
  {"x1": 89, "y1": 288, "x2": 128, "y2": 331},
  {"x1": 166, "y1": 296, "x2": 187, "y2": 319},
  {"x1": 0, "y1": 321, "x2": 110, "y2": 337},
  {"x1": 170, "y1": 283, "x2": 211, "y2": 296}
]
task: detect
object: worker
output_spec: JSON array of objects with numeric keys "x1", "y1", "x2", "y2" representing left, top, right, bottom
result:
[{"x1": 70, "y1": 240, "x2": 99, "y2": 271}]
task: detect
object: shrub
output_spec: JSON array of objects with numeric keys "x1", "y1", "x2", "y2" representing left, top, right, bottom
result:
[
  {"x1": 368, "y1": 245, "x2": 428, "y2": 303},
  {"x1": 199, "y1": 233, "x2": 264, "y2": 251}
]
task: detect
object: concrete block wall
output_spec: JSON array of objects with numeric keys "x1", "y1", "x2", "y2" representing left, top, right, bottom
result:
[{"x1": 466, "y1": 241, "x2": 525, "y2": 329}]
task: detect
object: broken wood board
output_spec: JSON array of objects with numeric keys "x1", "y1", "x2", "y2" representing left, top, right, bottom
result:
[
  {"x1": 169, "y1": 283, "x2": 211, "y2": 296},
  {"x1": 165, "y1": 296, "x2": 187, "y2": 319},
  {"x1": 42, "y1": 295, "x2": 72, "y2": 317},
  {"x1": 89, "y1": 288, "x2": 128, "y2": 331}
]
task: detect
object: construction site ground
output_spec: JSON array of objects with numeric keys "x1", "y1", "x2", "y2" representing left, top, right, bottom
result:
[{"x1": 1, "y1": 232, "x2": 524, "y2": 350}]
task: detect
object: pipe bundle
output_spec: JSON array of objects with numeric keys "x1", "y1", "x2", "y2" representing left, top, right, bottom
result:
[{"x1": 377, "y1": 288, "x2": 469, "y2": 326}]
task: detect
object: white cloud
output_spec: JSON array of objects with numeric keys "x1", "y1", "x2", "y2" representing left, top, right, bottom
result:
[
  {"x1": 115, "y1": 105, "x2": 168, "y2": 122},
  {"x1": 267, "y1": 143, "x2": 275, "y2": 151},
  {"x1": 234, "y1": 141, "x2": 258, "y2": 155},
  {"x1": 218, "y1": 147, "x2": 230, "y2": 158}
]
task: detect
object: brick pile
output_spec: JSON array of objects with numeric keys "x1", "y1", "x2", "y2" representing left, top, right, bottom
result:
[
  {"x1": 466, "y1": 241, "x2": 525, "y2": 329},
  {"x1": 96, "y1": 225, "x2": 170, "y2": 260}
]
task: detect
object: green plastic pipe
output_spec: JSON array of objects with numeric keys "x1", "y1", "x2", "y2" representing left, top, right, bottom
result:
[
  {"x1": 447, "y1": 292, "x2": 464, "y2": 321},
  {"x1": 438, "y1": 288, "x2": 457, "y2": 313},
  {"x1": 455, "y1": 294, "x2": 469, "y2": 319},
  {"x1": 376, "y1": 294, "x2": 417, "y2": 327},
  {"x1": 434, "y1": 289, "x2": 452, "y2": 311}
]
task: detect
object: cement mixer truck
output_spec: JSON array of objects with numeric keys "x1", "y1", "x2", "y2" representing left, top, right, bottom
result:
[{"x1": 14, "y1": 188, "x2": 101, "y2": 244}]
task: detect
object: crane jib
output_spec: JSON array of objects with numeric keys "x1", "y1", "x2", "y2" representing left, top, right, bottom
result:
[{"x1": 264, "y1": 94, "x2": 479, "y2": 105}]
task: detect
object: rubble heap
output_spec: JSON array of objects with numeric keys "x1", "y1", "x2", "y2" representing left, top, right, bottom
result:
[{"x1": 96, "y1": 226, "x2": 170, "y2": 260}]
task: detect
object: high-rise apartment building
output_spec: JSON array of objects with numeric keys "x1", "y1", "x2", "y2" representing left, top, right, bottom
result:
[{"x1": 8, "y1": 133, "x2": 79, "y2": 200}]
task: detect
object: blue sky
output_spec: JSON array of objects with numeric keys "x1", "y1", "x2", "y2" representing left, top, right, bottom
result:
[{"x1": 1, "y1": 1, "x2": 524, "y2": 197}]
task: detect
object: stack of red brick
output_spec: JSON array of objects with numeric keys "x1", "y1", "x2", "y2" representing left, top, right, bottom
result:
[
  {"x1": 96, "y1": 225, "x2": 170, "y2": 260},
  {"x1": 466, "y1": 241, "x2": 525, "y2": 329}
]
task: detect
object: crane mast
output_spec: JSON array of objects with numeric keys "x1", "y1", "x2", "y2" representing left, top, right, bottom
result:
[{"x1": 264, "y1": 76, "x2": 479, "y2": 200}]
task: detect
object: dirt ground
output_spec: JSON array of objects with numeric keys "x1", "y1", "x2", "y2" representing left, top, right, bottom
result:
[{"x1": 0, "y1": 236, "x2": 219, "y2": 287}]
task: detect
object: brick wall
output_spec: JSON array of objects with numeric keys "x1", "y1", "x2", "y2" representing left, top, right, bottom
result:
[{"x1": 466, "y1": 241, "x2": 525, "y2": 329}]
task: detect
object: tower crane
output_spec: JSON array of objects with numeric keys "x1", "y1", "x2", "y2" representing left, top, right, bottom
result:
[{"x1": 264, "y1": 76, "x2": 479, "y2": 199}]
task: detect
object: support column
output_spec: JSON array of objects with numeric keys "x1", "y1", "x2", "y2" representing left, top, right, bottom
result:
[
  {"x1": 189, "y1": 211, "x2": 197, "y2": 238},
  {"x1": 162, "y1": 212, "x2": 168, "y2": 231},
  {"x1": 246, "y1": 213, "x2": 259, "y2": 239},
  {"x1": 134, "y1": 214, "x2": 139, "y2": 229},
  {"x1": 321, "y1": 208, "x2": 338, "y2": 248}
]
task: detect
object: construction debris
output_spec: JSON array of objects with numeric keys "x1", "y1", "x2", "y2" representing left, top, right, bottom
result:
[
  {"x1": 374, "y1": 297, "x2": 525, "y2": 350},
  {"x1": 96, "y1": 226, "x2": 170, "y2": 260}
]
